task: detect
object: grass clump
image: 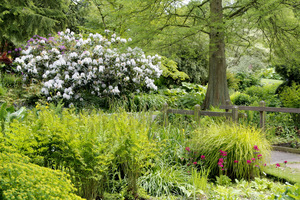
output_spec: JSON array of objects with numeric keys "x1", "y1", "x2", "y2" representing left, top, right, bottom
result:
[{"x1": 190, "y1": 123, "x2": 271, "y2": 180}]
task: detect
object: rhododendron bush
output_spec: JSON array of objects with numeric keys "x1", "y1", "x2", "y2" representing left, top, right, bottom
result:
[{"x1": 14, "y1": 29, "x2": 162, "y2": 104}]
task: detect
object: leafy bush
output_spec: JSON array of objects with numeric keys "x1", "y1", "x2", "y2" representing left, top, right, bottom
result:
[
  {"x1": 14, "y1": 29, "x2": 162, "y2": 106},
  {"x1": 235, "y1": 72, "x2": 261, "y2": 91},
  {"x1": 0, "y1": 152, "x2": 82, "y2": 200},
  {"x1": 157, "y1": 56, "x2": 189, "y2": 87},
  {"x1": 189, "y1": 123, "x2": 271, "y2": 180},
  {"x1": 279, "y1": 82, "x2": 300, "y2": 126},
  {"x1": 259, "y1": 68, "x2": 282, "y2": 80},
  {"x1": 230, "y1": 92, "x2": 253, "y2": 106},
  {"x1": 245, "y1": 84, "x2": 281, "y2": 107}
]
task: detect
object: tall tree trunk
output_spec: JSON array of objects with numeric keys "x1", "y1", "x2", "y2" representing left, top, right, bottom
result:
[{"x1": 202, "y1": 0, "x2": 230, "y2": 110}]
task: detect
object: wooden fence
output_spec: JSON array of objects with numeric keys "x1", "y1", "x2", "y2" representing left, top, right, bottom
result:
[
  {"x1": 220, "y1": 100, "x2": 300, "y2": 130},
  {"x1": 162, "y1": 103, "x2": 246, "y2": 127},
  {"x1": 162, "y1": 100, "x2": 300, "y2": 129}
]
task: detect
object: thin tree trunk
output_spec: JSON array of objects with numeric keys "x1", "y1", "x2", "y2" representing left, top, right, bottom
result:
[{"x1": 202, "y1": 0, "x2": 230, "y2": 110}]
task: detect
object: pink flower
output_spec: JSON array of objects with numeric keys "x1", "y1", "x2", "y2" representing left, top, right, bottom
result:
[
  {"x1": 264, "y1": 163, "x2": 266, "y2": 166},
  {"x1": 234, "y1": 160, "x2": 238, "y2": 163},
  {"x1": 284, "y1": 161, "x2": 287, "y2": 164},
  {"x1": 220, "y1": 150, "x2": 227, "y2": 156},
  {"x1": 185, "y1": 147, "x2": 190, "y2": 152},
  {"x1": 255, "y1": 165, "x2": 259, "y2": 167},
  {"x1": 253, "y1": 145, "x2": 259, "y2": 150},
  {"x1": 193, "y1": 162, "x2": 197, "y2": 165},
  {"x1": 247, "y1": 160, "x2": 251, "y2": 164},
  {"x1": 201, "y1": 155, "x2": 205, "y2": 160},
  {"x1": 219, "y1": 158, "x2": 224, "y2": 163},
  {"x1": 251, "y1": 158, "x2": 255, "y2": 161},
  {"x1": 275, "y1": 163, "x2": 280, "y2": 168},
  {"x1": 257, "y1": 154, "x2": 262, "y2": 159},
  {"x1": 221, "y1": 168, "x2": 225, "y2": 171},
  {"x1": 218, "y1": 162, "x2": 223, "y2": 167}
]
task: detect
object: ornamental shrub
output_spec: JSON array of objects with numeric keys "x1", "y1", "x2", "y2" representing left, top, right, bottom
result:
[
  {"x1": 0, "y1": 152, "x2": 82, "y2": 200},
  {"x1": 189, "y1": 123, "x2": 271, "y2": 180},
  {"x1": 14, "y1": 29, "x2": 162, "y2": 105},
  {"x1": 279, "y1": 82, "x2": 300, "y2": 126}
]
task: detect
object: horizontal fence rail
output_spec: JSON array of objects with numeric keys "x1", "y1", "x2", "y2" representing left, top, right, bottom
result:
[
  {"x1": 220, "y1": 105, "x2": 300, "y2": 114},
  {"x1": 221, "y1": 100, "x2": 300, "y2": 130},
  {"x1": 161, "y1": 100, "x2": 299, "y2": 130},
  {"x1": 162, "y1": 103, "x2": 245, "y2": 127}
]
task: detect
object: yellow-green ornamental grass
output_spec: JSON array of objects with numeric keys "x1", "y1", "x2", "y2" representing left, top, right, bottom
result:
[{"x1": 189, "y1": 123, "x2": 271, "y2": 180}]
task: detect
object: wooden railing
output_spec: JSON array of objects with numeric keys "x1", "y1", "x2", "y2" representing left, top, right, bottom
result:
[
  {"x1": 162, "y1": 103, "x2": 246, "y2": 127},
  {"x1": 220, "y1": 100, "x2": 300, "y2": 130},
  {"x1": 162, "y1": 100, "x2": 300, "y2": 129}
]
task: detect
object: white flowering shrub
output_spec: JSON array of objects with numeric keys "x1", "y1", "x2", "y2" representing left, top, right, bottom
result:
[{"x1": 14, "y1": 29, "x2": 162, "y2": 104}]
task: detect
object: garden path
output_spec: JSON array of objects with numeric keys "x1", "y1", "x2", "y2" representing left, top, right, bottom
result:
[{"x1": 270, "y1": 151, "x2": 300, "y2": 169}]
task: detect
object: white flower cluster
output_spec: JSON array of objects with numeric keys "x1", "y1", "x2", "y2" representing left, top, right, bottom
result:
[{"x1": 15, "y1": 29, "x2": 162, "y2": 103}]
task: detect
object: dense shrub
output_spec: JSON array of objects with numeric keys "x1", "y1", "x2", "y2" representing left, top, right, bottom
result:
[
  {"x1": 14, "y1": 29, "x2": 162, "y2": 106},
  {"x1": 0, "y1": 152, "x2": 82, "y2": 200},
  {"x1": 156, "y1": 56, "x2": 189, "y2": 87},
  {"x1": 230, "y1": 92, "x2": 253, "y2": 106},
  {"x1": 279, "y1": 82, "x2": 300, "y2": 126},
  {"x1": 235, "y1": 72, "x2": 261, "y2": 91},
  {"x1": 189, "y1": 123, "x2": 271, "y2": 180},
  {"x1": 244, "y1": 84, "x2": 281, "y2": 107}
]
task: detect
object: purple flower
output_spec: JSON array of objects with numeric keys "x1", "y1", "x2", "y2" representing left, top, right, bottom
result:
[{"x1": 8, "y1": 51, "x2": 11, "y2": 54}]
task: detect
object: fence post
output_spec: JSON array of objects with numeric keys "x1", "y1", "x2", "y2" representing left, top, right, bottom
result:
[
  {"x1": 194, "y1": 104, "x2": 201, "y2": 124},
  {"x1": 225, "y1": 99, "x2": 231, "y2": 113},
  {"x1": 163, "y1": 103, "x2": 169, "y2": 127},
  {"x1": 260, "y1": 101, "x2": 266, "y2": 130},
  {"x1": 232, "y1": 106, "x2": 239, "y2": 123}
]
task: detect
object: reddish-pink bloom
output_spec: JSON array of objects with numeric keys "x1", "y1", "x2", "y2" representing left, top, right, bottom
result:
[
  {"x1": 220, "y1": 150, "x2": 227, "y2": 156},
  {"x1": 201, "y1": 155, "x2": 205, "y2": 160},
  {"x1": 264, "y1": 163, "x2": 266, "y2": 166},
  {"x1": 185, "y1": 147, "x2": 190, "y2": 152},
  {"x1": 257, "y1": 154, "x2": 262, "y2": 159},
  {"x1": 221, "y1": 168, "x2": 225, "y2": 171},
  {"x1": 251, "y1": 158, "x2": 255, "y2": 161},
  {"x1": 247, "y1": 160, "x2": 251, "y2": 164},
  {"x1": 284, "y1": 161, "x2": 287, "y2": 164},
  {"x1": 234, "y1": 160, "x2": 238, "y2": 163},
  {"x1": 219, "y1": 158, "x2": 224, "y2": 163},
  {"x1": 193, "y1": 162, "x2": 197, "y2": 165},
  {"x1": 275, "y1": 163, "x2": 280, "y2": 168},
  {"x1": 253, "y1": 145, "x2": 259, "y2": 150}
]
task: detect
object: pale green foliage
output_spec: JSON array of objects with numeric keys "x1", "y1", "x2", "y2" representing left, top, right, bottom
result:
[
  {"x1": 190, "y1": 123, "x2": 271, "y2": 180},
  {"x1": 279, "y1": 82, "x2": 300, "y2": 126},
  {"x1": 160, "y1": 56, "x2": 189, "y2": 82},
  {"x1": 0, "y1": 152, "x2": 83, "y2": 200},
  {"x1": 209, "y1": 178, "x2": 286, "y2": 200},
  {"x1": 4, "y1": 104, "x2": 158, "y2": 199},
  {"x1": 280, "y1": 82, "x2": 300, "y2": 109}
]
